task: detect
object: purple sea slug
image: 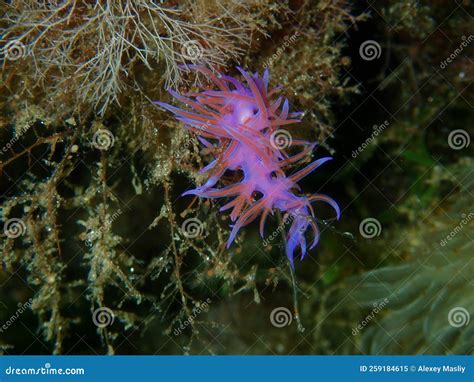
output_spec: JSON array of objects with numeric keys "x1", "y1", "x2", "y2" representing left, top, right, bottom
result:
[{"x1": 157, "y1": 66, "x2": 340, "y2": 267}]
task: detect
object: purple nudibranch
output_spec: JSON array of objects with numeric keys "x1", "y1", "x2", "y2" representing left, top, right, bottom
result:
[{"x1": 156, "y1": 66, "x2": 340, "y2": 268}]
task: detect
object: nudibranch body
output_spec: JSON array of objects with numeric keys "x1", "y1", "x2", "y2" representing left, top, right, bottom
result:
[{"x1": 157, "y1": 66, "x2": 340, "y2": 267}]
